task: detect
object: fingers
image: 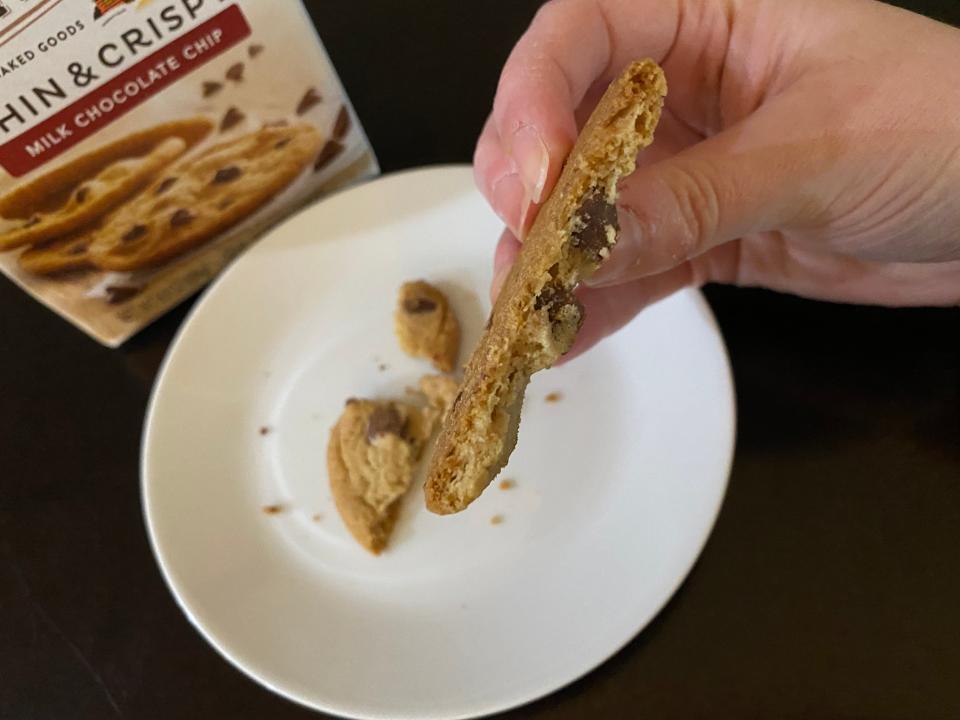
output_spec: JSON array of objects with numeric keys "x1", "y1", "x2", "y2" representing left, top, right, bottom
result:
[
  {"x1": 585, "y1": 92, "x2": 830, "y2": 288},
  {"x1": 559, "y1": 263, "x2": 697, "y2": 363},
  {"x1": 477, "y1": 0, "x2": 685, "y2": 237},
  {"x1": 490, "y1": 228, "x2": 521, "y2": 303}
]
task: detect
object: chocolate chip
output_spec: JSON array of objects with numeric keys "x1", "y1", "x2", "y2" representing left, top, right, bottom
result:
[
  {"x1": 313, "y1": 140, "x2": 344, "y2": 172},
  {"x1": 75, "y1": 187, "x2": 89, "y2": 204},
  {"x1": 66, "y1": 243, "x2": 88, "y2": 257},
  {"x1": 106, "y1": 285, "x2": 142, "y2": 305},
  {"x1": 403, "y1": 297, "x2": 437, "y2": 314},
  {"x1": 570, "y1": 190, "x2": 619, "y2": 259},
  {"x1": 535, "y1": 282, "x2": 581, "y2": 320},
  {"x1": 333, "y1": 106, "x2": 350, "y2": 140},
  {"x1": 212, "y1": 166, "x2": 243, "y2": 184},
  {"x1": 248, "y1": 44, "x2": 265, "y2": 59},
  {"x1": 296, "y1": 87, "x2": 322, "y2": 116},
  {"x1": 226, "y1": 62, "x2": 244, "y2": 82},
  {"x1": 122, "y1": 225, "x2": 147, "y2": 243},
  {"x1": 202, "y1": 81, "x2": 223, "y2": 98},
  {"x1": 155, "y1": 177, "x2": 178, "y2": 195},
  {"x1": 220, "y1": 106, "x2": 245, "y2": 132},
  {"x1": 366, "y1": 406, "x2": 407, "y2": 443},
  {"x1": 170, "y1": 209, "x2": 194, "y2": 228},
  {"x1": 23, "y1": 216, "x2": 41, "y2": 229}
]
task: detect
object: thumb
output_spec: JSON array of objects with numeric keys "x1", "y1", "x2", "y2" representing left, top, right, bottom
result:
[{"x1": 586, "y1": 98, "x2": 821, "y2": 287}]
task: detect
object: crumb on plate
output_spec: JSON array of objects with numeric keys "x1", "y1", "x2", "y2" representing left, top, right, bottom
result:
[
  {"x1": 490, "y1": 514, "x2": 504, "y2": 526},
  {"x1": 499, "y1": 479, "x2": 516, "y2": 491},
  {"x1": 262, "y1": 504, "x2": 284, "y2": 515},
  {"x1": 545, "y1": 392, "x2": 563, "y2": 403}
]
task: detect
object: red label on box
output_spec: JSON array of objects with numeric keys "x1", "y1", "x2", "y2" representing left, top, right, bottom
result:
[{"x1": 0, "y1": 5, "x2": 251, "y2": 177}]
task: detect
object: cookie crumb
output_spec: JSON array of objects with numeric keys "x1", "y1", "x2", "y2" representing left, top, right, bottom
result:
[
  {"x1": 378, "y1": 363, "x2": 388, "y2": 372},
  {"x1": 545, "y1": 392, "x2": 564, "y2": 404},
  {"x1": 312, "y1": 513, "x2": 323, "y2": 522},
  {"x1": 490, "y1": 514, "x2": 504, "y2": 526},
  {"x1": 498, "y1": 479, "x2": 516, "y2": 491},
  {"x1": 259, "y1": 426, "x2": 271, "y2": 436},
  {"x1": 262, "y1": 504, "x2": 284, "y2": 515},
  {"x1": 248, "y1": 44, "x2": 265, "y2": 59}
]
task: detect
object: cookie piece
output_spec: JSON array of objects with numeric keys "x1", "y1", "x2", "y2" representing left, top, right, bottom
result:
[
  {"x1": 425, "y1": 60, "x2": 666, "y2": 515},
  {"x1": 394, "y1": 281, "x2": 460, "y2": 372},
  {"x1": 0, "y1": 118, "x2": 212, "y2": 251},
  {"x1": 419, "y1": 374, "x2": 461, "y2": 424},
  {"x1": 88, "y1": 123, "x2": 324, "y2": 272},
  {"x1": 18, "y1": 233, "x2": 94, "y2": 275},
  {"x1": 328, "y1": 399, "x2": 433, "y2": 554}
]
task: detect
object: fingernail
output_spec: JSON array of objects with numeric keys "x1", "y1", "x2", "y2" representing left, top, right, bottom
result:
[
  {"x1": 491, "y1": 171, "x2": 526, "y2": 236},
  {"x1": 510, "y1": 125, "x2": 549, "y2": 204},
  {"x1": 583, "y1": 206, "x2": 642, "y2": 288}
]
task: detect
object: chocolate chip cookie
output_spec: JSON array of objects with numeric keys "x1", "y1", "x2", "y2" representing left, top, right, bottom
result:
[
  {"x1": 424, "y1": 60, "x2": 666, "y2": 514},
  {"x1": 328, "y1": 399, "x2": 434, "y2": 554},
  {"x1": 18, "y1": 232, "x2": 95, "y2": 275},
  {"x1": 394, "y1": 281, "x2": 460, "y2": 372},
  {"x1": 88, "y1": 123, "x2": 324, "y2": 272},
  {"x1": 0, "y1": 124, "x2": 208, "y2": 252}
]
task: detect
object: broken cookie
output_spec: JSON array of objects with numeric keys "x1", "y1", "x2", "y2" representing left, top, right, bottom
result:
[
  {"x1": 327, "y1": 398, "x2": 433, "y2": 554},
  {"x1": 424, "y1": 60, "x2": 666, "y2": 514},
  {"x1": 394, "y1": 281, "x2": 460, "y2": 373}
]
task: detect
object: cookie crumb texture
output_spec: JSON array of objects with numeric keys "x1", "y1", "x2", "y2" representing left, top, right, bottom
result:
[
  {"x1": 425, "y1": 60, "x2": 666, "y2": 515},
  {"x1": 394, "y1": 281, "x2": 461, "y2": 373},
  {"x1": 327, "y1": 399, "x2": 435, "y2": 555}
]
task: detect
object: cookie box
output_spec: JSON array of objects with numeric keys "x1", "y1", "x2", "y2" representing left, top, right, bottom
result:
[{"x1": 0, "y1": 0, "x2": 378, "y2": 346}]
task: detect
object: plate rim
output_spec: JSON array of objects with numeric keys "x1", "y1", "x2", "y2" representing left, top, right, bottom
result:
[{"x1": 141, "y1": 163, "x2": 737, "y2": 720}]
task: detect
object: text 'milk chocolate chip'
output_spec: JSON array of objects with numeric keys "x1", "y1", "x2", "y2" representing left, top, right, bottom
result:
[
  {"x1": 170, "y1": 209, "x2": 194, "y2": 228},
  {"x1": 296, "y1": 88, "x2": 322, "y2": 116}
]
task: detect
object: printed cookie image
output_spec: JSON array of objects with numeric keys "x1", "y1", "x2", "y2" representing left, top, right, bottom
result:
[
  {"x1": 18, "y1": 233, "x2": 95, "y2": 276},
  {"x1": 0, "y1": 119, "x2": 212, "y2": 251},
  {"x1": 425, "y1": 60, "x2": 666, "y2": 515},
  {"x1": 328, "y1": 399, "x2": 435, "y2": 555},
  {"x1": 88, "y1": 123, "x2": 324, "y2": 272},
  {"x1": 394, "y1": 281, "x2": 460, "y2": 372}
]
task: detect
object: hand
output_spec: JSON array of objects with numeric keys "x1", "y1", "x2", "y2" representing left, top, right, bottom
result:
[{"x1": 475, "y1": 0, "x2": 960, "y2": 358}]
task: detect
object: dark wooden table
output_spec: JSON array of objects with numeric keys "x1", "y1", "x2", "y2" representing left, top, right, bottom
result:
[{"x1": 2, "y1": 2, "x2": 959, "y2": 718}]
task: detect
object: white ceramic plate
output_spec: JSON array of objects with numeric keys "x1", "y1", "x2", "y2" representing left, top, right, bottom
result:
[{"x1": 142, "y1": 165, "x2": 736, "y2": 720}]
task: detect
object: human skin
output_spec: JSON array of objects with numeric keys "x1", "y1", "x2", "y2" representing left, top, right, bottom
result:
[{"x1": 474, "y1": 0, "x2": 960, "y2": 358}]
